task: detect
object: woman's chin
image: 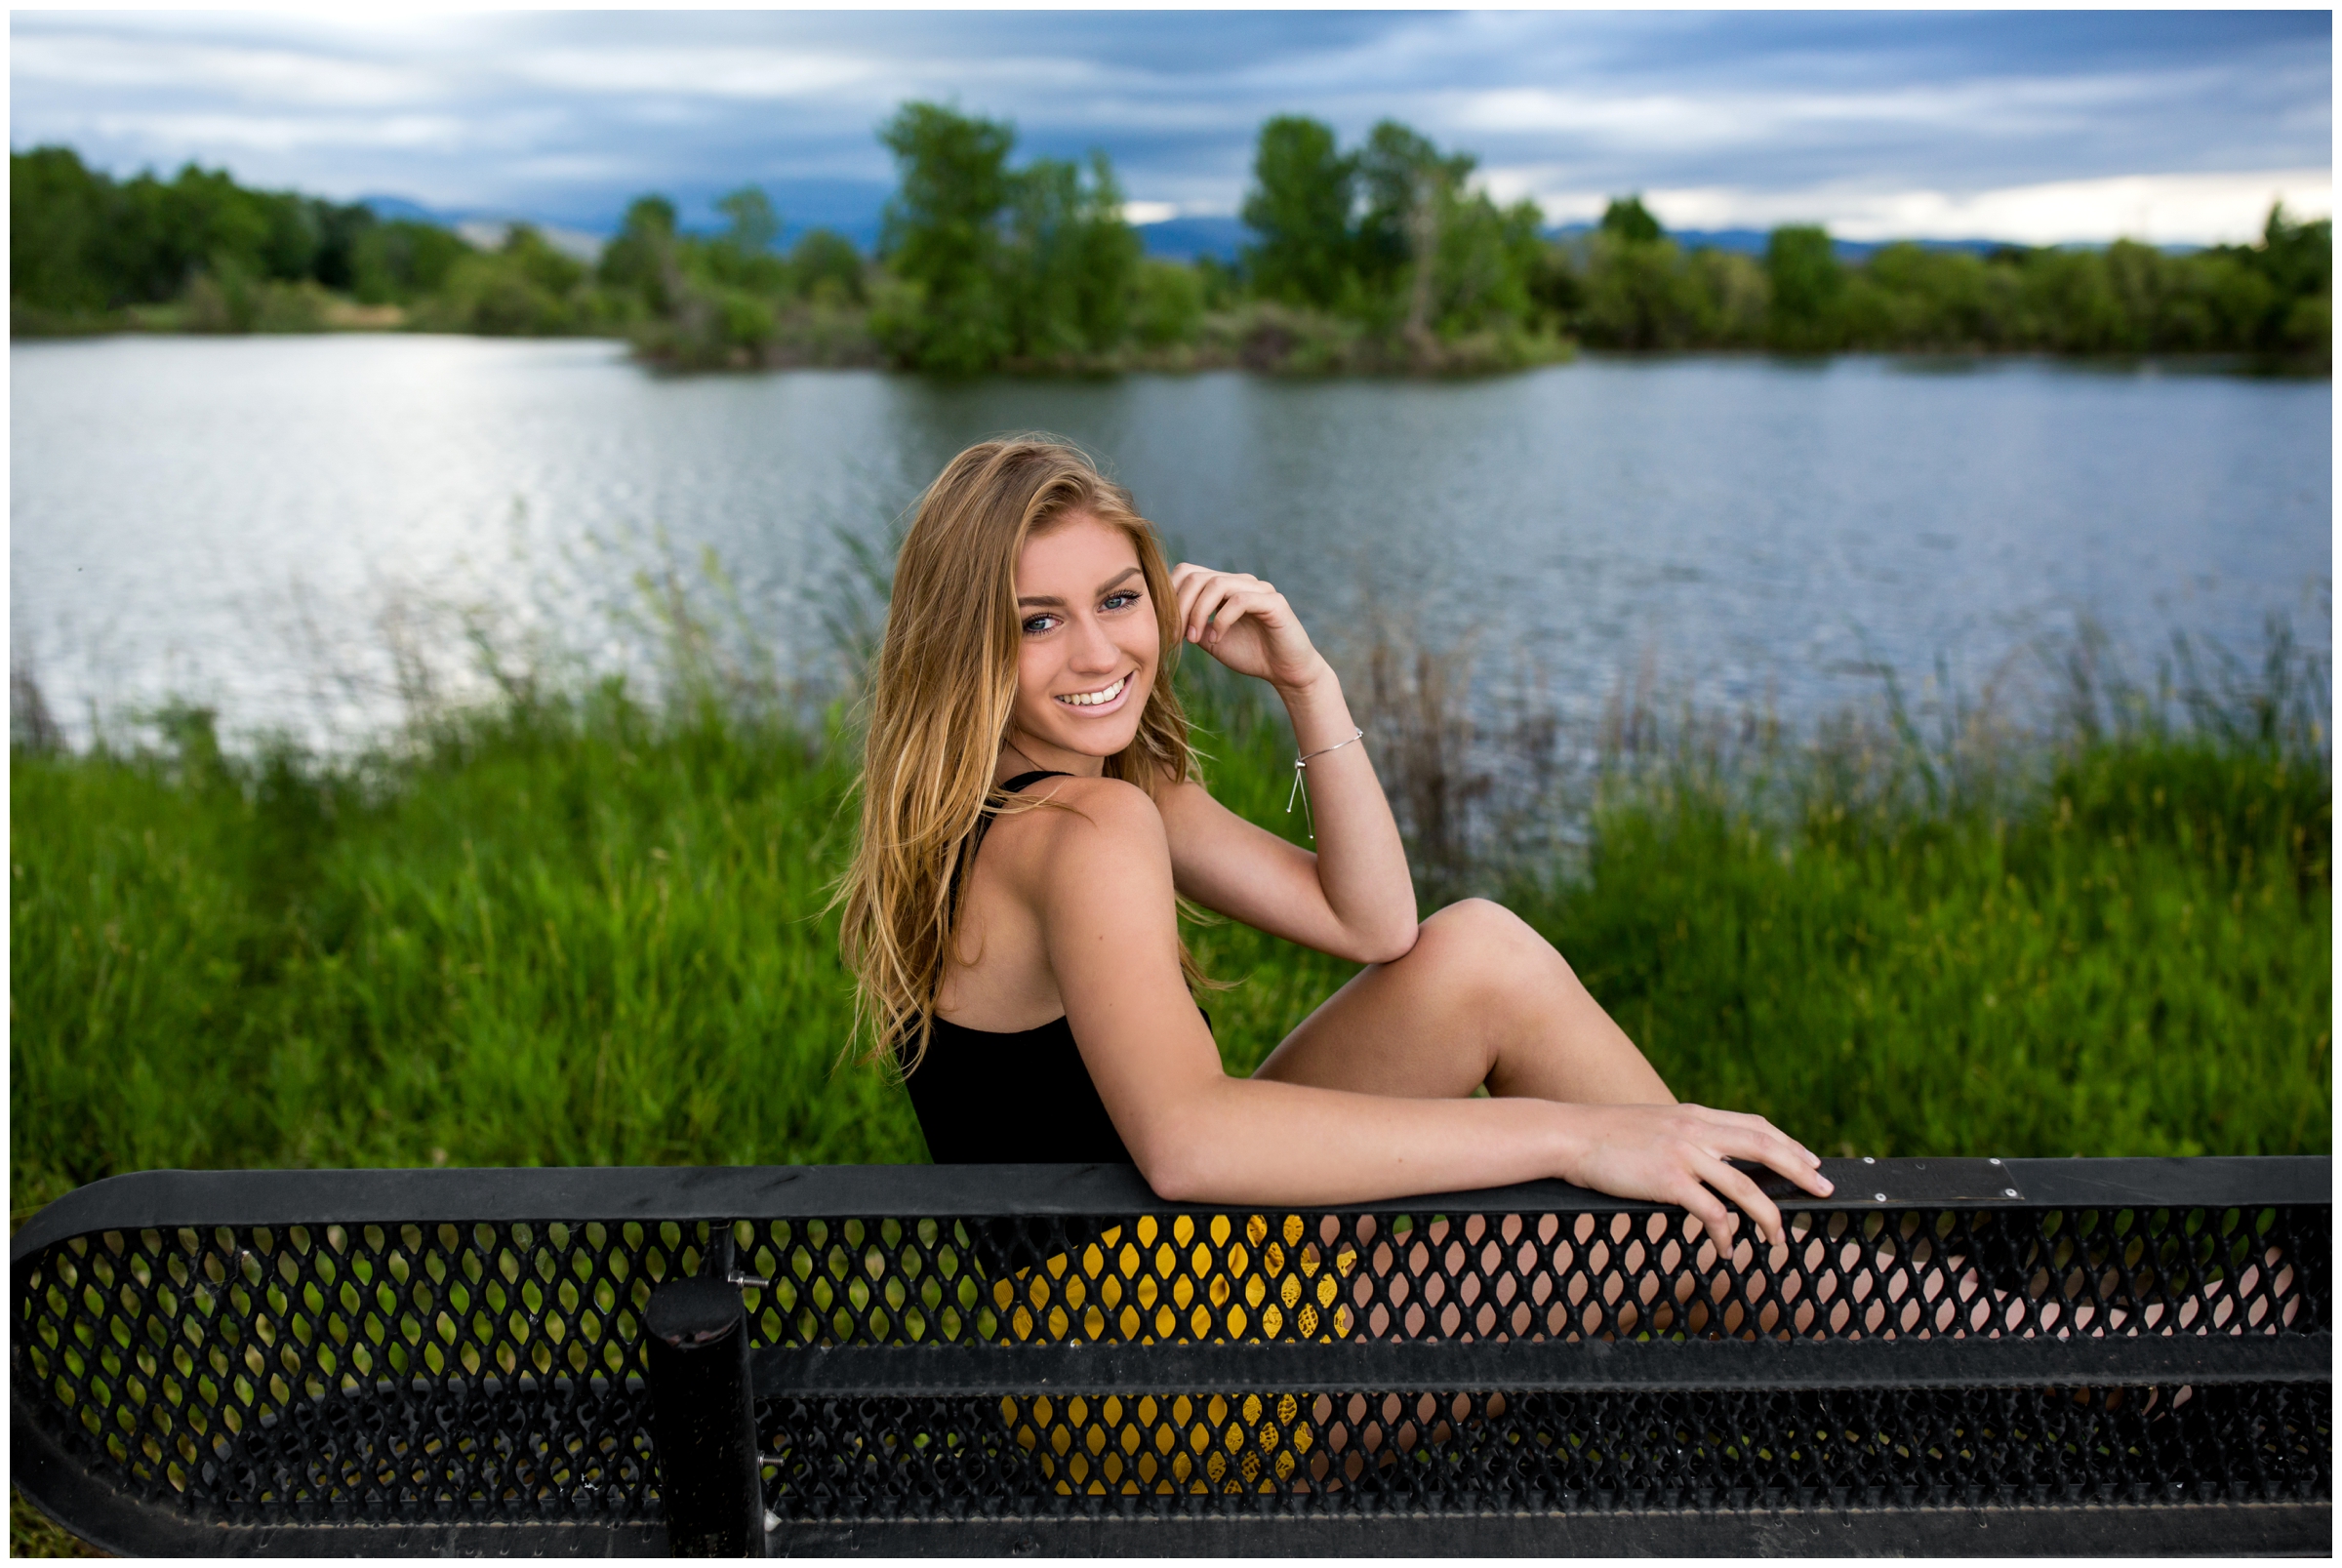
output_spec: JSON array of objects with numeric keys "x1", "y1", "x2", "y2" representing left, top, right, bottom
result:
[{"x1": 1023, "y1": 704, "x2": 1144, "y2": 760}]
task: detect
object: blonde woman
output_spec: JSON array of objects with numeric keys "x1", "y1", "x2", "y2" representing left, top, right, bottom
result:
[{"x1": 838, "y1": 436, "x2": 1832, "y2": 1244}]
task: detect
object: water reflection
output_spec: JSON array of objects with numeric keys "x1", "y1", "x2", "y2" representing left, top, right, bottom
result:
[{"x1": 10, "y1": 336, "x2": 2329, "y2": 748}]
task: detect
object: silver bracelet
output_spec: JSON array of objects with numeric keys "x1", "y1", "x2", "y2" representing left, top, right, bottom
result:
[{"x1": 1286, "y1": 726, "x2": 1364, "y2": 837}]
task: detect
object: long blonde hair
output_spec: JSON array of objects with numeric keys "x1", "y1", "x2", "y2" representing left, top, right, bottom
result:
[{"x1": 837, "y1": 436, "x2": 1201, "y2": 1072}]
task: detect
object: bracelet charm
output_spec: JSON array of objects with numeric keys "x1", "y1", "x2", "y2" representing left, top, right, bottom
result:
[{"x1": 1286, "y1": 725, "x2": 1365, "y2": 838}]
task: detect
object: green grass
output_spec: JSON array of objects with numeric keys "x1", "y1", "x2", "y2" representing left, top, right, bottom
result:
[
  {"x1": 9, "y1": 664, "x2": 2330, "y2": 1225},
  {"x1": 1539, "y1": 733, "x2": 2330, "y2": 1157}
]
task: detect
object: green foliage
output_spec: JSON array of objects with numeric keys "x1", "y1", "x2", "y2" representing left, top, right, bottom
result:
[
  {"x1": 872, "y1": 102, "x2": 1019, "y2": 373},
  {"x1": 1765, "y1": 225, "x2": 1845, "y2": 351},
  {"x1": 9, "y1": 144, "x2": 380, "y2": 331},
  {"x1": 1555, "y1": 203, "x2": 2331, "y2": 364},
  {"x1": 869, "y1": 103, "x2": 1145, "y2": 372},
  {"x1": 420, "y1": 226, "x2": 596, "y2": 337},
  {"x1": 1598, "y1": 196, "x2": 1664, "y2": 247},
  {"x1": 1006, "y1": 150, "x2": 1142, "y2": 362},
  {"x1": 350, "y1": 220, "x2": 467, "y2": 304},
  {"x1": 1233, "y1": 116, "x2": 1556, "y2": 363},
  {"x1": 789, "y1": 228, "x2": 867, "y2": 305},
  {"x1": 10, "y1": 129, "x2": 2330, "y2": 374},
  {"x1": 597, "y1": 196, "x2": 683, "y2": 316},
  {"x1": 1240, "y1": 116, "x2": 1357, "y2": 310},
  {"x1": 1132, "y1": 258, "x2": 1207, "y2": 347}
]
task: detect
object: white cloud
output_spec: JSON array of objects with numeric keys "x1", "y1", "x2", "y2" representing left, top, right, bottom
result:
[
  {"x1": 1121, "y1": 200, "x2": 1179, "y2": 226},
  {"x1": 1634, "y1": 170, "x2": 2334, "y2": 246}
]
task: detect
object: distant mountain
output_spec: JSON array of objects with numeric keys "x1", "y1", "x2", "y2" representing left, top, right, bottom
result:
[
  {"x1": 1138, "y1": 217, "x2": 2041, "y2": 266},
  {"x1": 1543, "y1": 224, "x2": 2023, "y2": 261},
  {"x1": 354, "y1": 194, "x2": 453, "y2": 225},
  {"x1": 1135, "y1": 216, "x2": 1246, "y2": 263}
]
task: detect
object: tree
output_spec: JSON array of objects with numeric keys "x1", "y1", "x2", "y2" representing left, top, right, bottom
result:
[
  {"x1": 704, "y1": 186, "x2": 788, "y2": 294},
  {"x1": 789, "y1": 228, "x2": 866, "y2": 304},
  {"x1": 1355, "y1": 120, "x2": 1475, "y2": 339},
  {"x1": 1765, "y1": 224, "x2": 1844, "y2": 351},
  {"x1": 598, "y1": 196, "x2": 682, "y2": 315},
  {"x1": 874, "y1": 101, "x2": 1018, "y2": 373},
  {"x1": 1239, "y1": 116, "x2": 1355, "y2": 309},
  {"x1": 1006, "y1": 150, "x2": 1140, "y2": 359},
  {"x1": 1599, "y1": 195, "x2": 1664, "y2": 246}
]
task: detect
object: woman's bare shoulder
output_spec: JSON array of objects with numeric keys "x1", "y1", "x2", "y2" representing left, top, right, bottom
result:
[{"x1": 989, "y1": 775, "x2": 1173, "y2": 883}]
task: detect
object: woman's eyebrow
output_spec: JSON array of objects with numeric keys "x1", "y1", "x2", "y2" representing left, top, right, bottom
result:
[{"x1": 1018, "y1": 567, "x2": 1142, "y2": 608}]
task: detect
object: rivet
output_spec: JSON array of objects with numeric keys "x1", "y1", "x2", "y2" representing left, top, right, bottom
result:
[
  {"x1": 1862, "y1": 1156, "x2": 1875, "y2": 1165},
  {"x1": 2004, "y1": 1188, "x2": 2020, "y2": 1198},
  {"x1": 1989, "y1": 1158, "x2": 2001, "y2": 1165},
  {"x1": 1874, "y1": 1193, "x2": 1887, "y2": 1202}
]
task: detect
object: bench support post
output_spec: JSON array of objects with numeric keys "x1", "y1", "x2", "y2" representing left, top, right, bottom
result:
[{"x1": 645, "y1": 1271, "x2": 766, "y2": 1557}]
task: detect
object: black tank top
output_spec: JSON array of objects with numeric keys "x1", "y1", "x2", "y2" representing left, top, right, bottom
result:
[{"x1": 899, "y1": 771, "x2": 1137, "y2": 1165}]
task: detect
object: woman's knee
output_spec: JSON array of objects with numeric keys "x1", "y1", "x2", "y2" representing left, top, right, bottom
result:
[{"x1": 1401, "y1": 899, "x2": 1558, "y2": 991}]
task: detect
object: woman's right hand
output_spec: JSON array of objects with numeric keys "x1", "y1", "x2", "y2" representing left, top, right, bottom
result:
[{"x1": 1555, "y1": 1104, "x2": 1831, "y2": 1247}]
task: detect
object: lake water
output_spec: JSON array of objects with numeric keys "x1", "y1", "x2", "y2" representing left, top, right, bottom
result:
[{"x1": 10, "y1": 335, "x2": 2330, "y2": 751}]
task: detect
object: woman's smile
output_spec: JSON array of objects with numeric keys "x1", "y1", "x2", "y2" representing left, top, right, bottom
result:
[{"x1": 1055, "y1": 672, "x2": 1131, "y2": 711}]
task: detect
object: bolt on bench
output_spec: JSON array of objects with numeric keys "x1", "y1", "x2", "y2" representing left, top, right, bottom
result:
[{"x1": 12, "y1": 1157, "x2": 2330, "y2": 1556}]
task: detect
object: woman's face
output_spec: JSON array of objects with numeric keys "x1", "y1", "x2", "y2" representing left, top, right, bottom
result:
[{"x1": 1007, "y1": 510, "x2": 1158, "y2": 768}]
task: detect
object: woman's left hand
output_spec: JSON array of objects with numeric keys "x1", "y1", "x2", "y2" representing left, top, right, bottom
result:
[{"x1": 1170, "y1": 563, "x2": 1329, "y2": 692}]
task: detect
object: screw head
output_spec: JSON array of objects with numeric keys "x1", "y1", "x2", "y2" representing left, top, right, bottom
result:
[
  {"x1": 1989, "y1": 1157, "x2": 2002, "y2": 1165},
  {"x1": 1862, "y1": 1156, "x2": 1876, "y2": 1165},
  {"x1": 1874, "y1": 1192, "x2": 1887, "y2": 1202},
  {"x1": 2003, "y1": 1188, "x2": 2020, "y2": 1197}
]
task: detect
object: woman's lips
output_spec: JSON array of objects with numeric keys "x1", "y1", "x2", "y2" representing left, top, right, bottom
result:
[{"x1": 1054, "y1": 672, "x2": 1131, "y2": 712}]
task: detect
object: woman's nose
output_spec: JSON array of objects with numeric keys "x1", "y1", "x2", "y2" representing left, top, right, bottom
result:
[{"x1": 1067, "y1": 613, "x2": 1120, "y2": 670}]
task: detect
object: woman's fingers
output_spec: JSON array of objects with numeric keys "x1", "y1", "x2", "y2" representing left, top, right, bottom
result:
[
  {"x1": 1701, "y1": 1120, "x2": 1835, "y2": 1199},
  {"x1": 1670, "y1": 1177, "x2": 1738, "y2": 1246},
  {"x1": 1189, "y1": 582, "x2": 1286, "y2": 647},
  {"x1": 1682, "y1": 1106, "x2": 1832, "y2": 1193},
  {"x1": 1200, "y1": 587, "x2": 1285, "y2": 645},
  {"x1": 1693, "y1": 1151, "x2": 1787, "y2": 1246}
]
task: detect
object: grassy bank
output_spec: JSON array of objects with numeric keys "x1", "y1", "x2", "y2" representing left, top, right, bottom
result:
[{"x1": 11, "y1": 651, "x2": 2328, "y2": 1224}]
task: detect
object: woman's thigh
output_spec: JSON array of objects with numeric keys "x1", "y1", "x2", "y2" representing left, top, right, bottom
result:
[{"x1": 1251, "y1": 898, "x2": 1673, "y2": 1106}]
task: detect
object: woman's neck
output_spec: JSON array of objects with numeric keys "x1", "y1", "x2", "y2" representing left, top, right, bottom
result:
[{"x1": 998, "y1": 728, "x2": 1108, "y2": 783}]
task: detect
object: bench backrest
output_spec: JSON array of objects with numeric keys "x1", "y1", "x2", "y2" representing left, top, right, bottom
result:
[{"x1": 13, "y1": 1157, "x2": 2330, "y2": 1555}]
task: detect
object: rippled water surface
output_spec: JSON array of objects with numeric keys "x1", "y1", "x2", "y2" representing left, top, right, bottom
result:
[{"x1": 12, "y1": 336, "x2": 2330, "y2": 745}]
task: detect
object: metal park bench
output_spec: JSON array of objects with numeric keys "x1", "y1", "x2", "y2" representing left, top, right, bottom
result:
[{"x1": 12, "y1": 1157, "x2": 2330, "y2": 1555}]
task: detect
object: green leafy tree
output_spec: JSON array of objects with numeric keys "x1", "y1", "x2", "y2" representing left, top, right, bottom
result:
[
  {"x1": 1765, "y1": 224, "x2": 1845, "y2": 351},
  {"x1": 11, "y1": 146, "x2": 113, "y2": 315},
  {"x1": 789, "y1": 228, "x2": 867, "y2": 304},
  {"x1": 703, "y1": 186, "x2": 790, "y2": 294},
  {"x1": 1239, "y1": 116, "x2": 1356, "y2": 309},
  {"x1": 1007, "y1": 150, "x2": 1140, "y2": 359},
  {"x1": 1581, "y1": 233, "x2": 1704, "y2": 348},
  {"x1": 351, "y1": 220, "x2": 469, "y2": 305},
  {"x1": 1132, "y1": 258, "x2": 1206, "y2": 346},
  {"x1": 873, "y1": 101, "x2": 1018, "y2": 373},
  {"x1": 1354, "y1": 120, "x2": 1475, "y2": 338},
  {"x1": 597, "y1": 196, "x2": 682, "y2": 316},
  {"x1": 1599, "y1": 195, "x2": 1664, "y2": 246}
]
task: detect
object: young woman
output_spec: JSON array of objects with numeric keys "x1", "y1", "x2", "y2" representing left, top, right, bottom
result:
[{"x1": 839, "y1": 437, "x2": 1831, "y2": 1247}]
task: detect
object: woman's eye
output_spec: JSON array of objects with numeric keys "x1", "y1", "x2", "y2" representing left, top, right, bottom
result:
[
  {"x1": 1022, "y1": 614, "x2": 1059, "y2": 635},
  {"x1": 1102, "y1": 591, "x2": 1140, "y2": 611}
]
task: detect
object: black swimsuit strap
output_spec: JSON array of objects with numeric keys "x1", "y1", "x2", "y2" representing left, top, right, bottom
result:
[
  {"x1": 996, "y1": 770, "x2": 1071, "y2": 795},
  {"x1": 953, "y1": 770, "x2": 1074, "y2": 910}
]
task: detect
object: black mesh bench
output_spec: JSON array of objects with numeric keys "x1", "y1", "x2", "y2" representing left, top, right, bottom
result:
[{"x1": 12, "y1": 1157, "x2": 2329, "y2": 1555}]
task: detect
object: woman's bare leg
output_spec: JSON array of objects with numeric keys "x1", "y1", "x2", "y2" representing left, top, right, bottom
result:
[{"x1": 1253, "y1": 898, "x2": 1672, "y2": 1106}]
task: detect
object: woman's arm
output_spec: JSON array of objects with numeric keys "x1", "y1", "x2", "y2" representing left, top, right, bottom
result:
[
  {"x1": 1029, "y1": 776, "x2": 1827, "y2": 1244},
  {"x1": 1160, "y1": 565, "x2": 1417, "y2": 963}
]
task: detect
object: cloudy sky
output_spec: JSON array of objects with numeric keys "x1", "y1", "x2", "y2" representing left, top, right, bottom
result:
[{"x1": 10, "y1": 9, "x2": 2332, "y2": 246}]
